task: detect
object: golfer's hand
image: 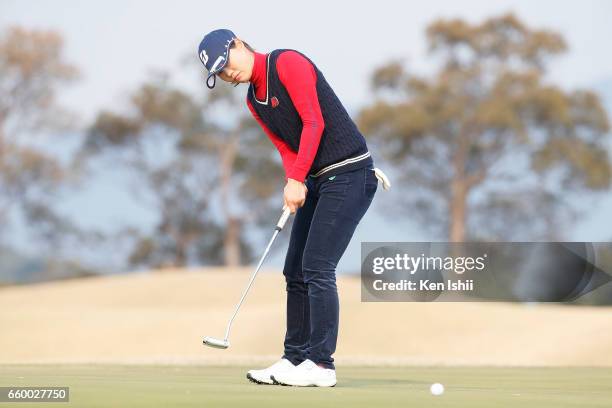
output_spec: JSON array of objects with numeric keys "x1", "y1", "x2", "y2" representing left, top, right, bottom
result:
[{"x1": 284, "y1": 178, "x2": 307, "y2": 214}]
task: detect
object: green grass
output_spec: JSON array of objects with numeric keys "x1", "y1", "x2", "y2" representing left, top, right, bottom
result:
[{"x1": 1, "y1": 365, "x2": 611, "y2": 407}]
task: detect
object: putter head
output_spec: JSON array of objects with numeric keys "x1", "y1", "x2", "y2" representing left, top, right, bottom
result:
[{"x1": 203, "y1": 336, "x2": 229, "y2": 349}]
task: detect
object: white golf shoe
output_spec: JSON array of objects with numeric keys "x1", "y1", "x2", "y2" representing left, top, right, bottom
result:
[
  {"x1": 271, "y1": 359, "x2": 337, "y2": 387},
  {"x1": 246, "y1": 358, "x2": 296, "y2": 385}
]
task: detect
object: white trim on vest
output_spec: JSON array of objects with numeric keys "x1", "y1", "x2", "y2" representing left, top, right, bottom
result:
[
  {"x1": 251, "y1": 52, "x2": 271, "y2": 105},
  {"x1": 312, "y1": 151, "x2": 372, "y2": 177}
]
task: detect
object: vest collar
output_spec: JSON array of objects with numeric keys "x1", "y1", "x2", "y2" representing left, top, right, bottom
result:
[{"x1": 250, "y1": 51, "x2": 271, "y2": 105}]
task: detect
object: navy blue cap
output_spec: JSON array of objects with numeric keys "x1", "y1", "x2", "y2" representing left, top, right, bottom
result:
[{"x1": 198, "y1": 29, "x2": 237, "y2": 89}]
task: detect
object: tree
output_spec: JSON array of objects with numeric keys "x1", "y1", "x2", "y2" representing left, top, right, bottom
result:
[
  {"x1": 82, "y1": 74, "x2": 284, "y2": 269},
  {"x1": 180, "y1": 84, "x2": 287, "y2": 267},
  {"x1": 0, "y1": 26, "x2": 82, "y2": 250},
  {"x1": 358, "y1": 13, "x2": 611, "y2": 242}
]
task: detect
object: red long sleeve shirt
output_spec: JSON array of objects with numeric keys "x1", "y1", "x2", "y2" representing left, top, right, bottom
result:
[{"x1": 246, "y1": 50, "x2": 325, "y2": 183}]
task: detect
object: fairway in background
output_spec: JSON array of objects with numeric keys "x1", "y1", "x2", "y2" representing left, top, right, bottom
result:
[{"x1": 1, "y1": 268, "x2": 612, "y2": 366}]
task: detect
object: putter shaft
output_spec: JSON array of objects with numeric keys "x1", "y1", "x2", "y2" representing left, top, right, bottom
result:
[{"x1": 204, "y1": 207, "x2": 291, "y2": 348}]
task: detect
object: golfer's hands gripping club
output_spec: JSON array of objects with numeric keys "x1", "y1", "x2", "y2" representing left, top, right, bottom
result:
[{"x1": 283, "y1": 178, "x2": 307, "y2": 214}]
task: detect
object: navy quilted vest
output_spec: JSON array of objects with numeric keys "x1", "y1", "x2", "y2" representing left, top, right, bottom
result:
[{"x1": 247, "y1": 49, "x2": 373, "y2": 178}]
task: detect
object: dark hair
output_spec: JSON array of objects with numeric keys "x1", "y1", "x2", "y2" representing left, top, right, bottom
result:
[{"x1": 231, "y1": 39, "x2": 255, "y2": 52}]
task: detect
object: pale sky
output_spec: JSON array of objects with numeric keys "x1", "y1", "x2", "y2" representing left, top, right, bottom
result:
[
  {"x1": 1, "y1": 0, "x2": 612, "y2": 272},
  {"x1": 2, "y1": 0, "x2": 612, "y2": 120}
]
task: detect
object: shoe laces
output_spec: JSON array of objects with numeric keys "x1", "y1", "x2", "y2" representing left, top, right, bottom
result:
[
  {"x1": 270, "y1": 358, "x2": 292, "y2": 370},
  {"x1": 297, "y1": 359, "x2": 317, "y2": 371}
]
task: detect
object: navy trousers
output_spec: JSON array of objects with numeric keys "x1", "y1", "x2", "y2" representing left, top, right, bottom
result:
[{"x1": 281, "y1": 165, "x2": 378, "y2": 369}]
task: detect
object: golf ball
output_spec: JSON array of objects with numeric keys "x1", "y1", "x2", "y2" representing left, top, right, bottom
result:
[{"x1": 430, "y1": 382, "x2": 444, "y2": 396}]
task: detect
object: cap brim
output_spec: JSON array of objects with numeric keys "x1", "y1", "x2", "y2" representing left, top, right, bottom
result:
[
  {"x1": 205, "y1": 44, "x2": 234, "y2": 89},
  {"x1": 212, "y1": 55, "x2": 229, "y2": 75}
]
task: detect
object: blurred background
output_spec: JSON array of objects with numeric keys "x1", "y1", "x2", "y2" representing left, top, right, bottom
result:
[{"x1": 1, "y1": 0, "x2": 612, "y2": 366}]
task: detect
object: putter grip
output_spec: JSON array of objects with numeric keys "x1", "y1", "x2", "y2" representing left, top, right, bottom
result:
[{"x1": 276, "y1": 206, "x2": 292, "y2": 231}]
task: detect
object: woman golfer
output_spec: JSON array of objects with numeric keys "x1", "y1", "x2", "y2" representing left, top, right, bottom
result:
[{"x1": 198, "y1": 29, "x2": 388, "y2": 387}]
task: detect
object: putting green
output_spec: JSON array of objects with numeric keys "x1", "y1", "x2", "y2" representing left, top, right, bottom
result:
[{"x1": 0, "y1": 365, "x2": 610, "y2": 407}]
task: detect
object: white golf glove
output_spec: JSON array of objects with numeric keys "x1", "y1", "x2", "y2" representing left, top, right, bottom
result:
[{"x1": 373, "y1": 167, "x2": 391, "y2": 191}]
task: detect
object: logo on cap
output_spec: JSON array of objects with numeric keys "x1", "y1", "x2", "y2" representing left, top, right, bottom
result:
[
  {"x1": 199, "y1": 49, "x2": 209, "y2": 65},
  {"x1": 271, "y1": 96, "x2": 279, "y2": 108}
]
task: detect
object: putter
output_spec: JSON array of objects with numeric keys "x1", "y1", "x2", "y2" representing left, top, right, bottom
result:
[{"x1": 203, "y1": 206, "x2": 292, "y2": 350}]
